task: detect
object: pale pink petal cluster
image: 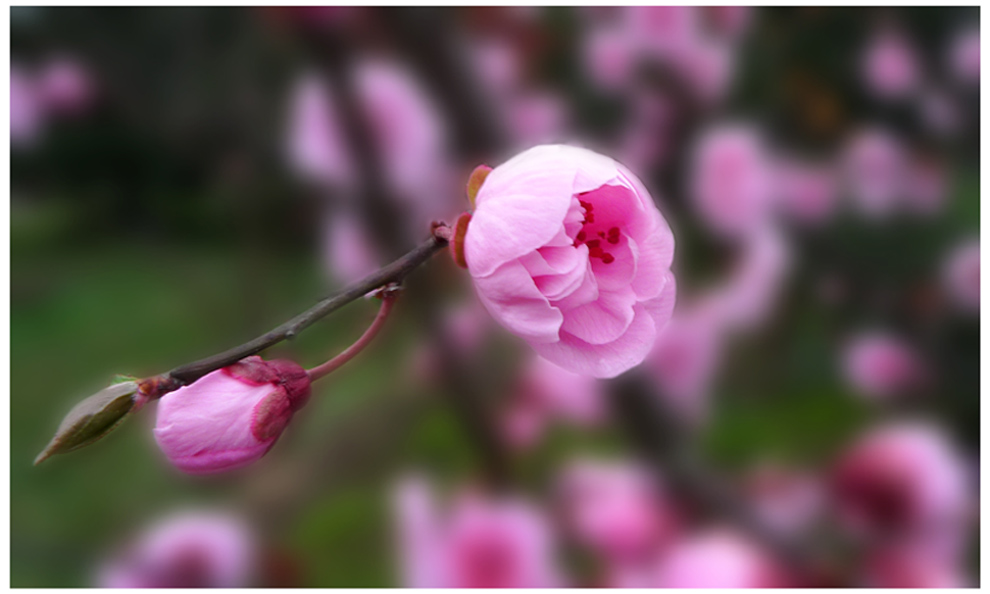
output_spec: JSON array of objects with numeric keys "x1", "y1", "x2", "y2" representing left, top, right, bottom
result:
[
  {"x1": 37, "y1": 56, "x2": 95, "y2": 115},
  {"x1": 744, "y1": 464, "x2": 825, "y2": 537},
  {"x1": 392, "y1": 477, "x2": 563, "y2": 588},
  {"x1": 557, "y1": 459, "x2": 676, "y2": 562},
  {"x1": 832, "y1": 421, "x2": 971, "y2": 538},
  {"x1": 861, "y1": 27, "x2": 920, "y2": 99},
  {"x1": 10, "y1": 64, "x2": 44, "y2": 148},
  {"x1": 464, "y1": 145, "x2": 676, "y2": 378},
  {"x1": 501, "y1": 356, "x2": 604, "y2": 449},
  {"x1": 689, "y1": 125, "x2": 775, "y2": 238},
  {"x1": 284, "y1": 73, "x2": 354, "y2": 189},
  {"x1": 651, "y1": 530, "x2": 788, "y2": 588},
  {"x1": 97, "y1": 510, "x2": 256, "y2": 588},
  {"x1": 154, "y1": 357, "x2": 310, "y2": 474},
  {"x1": 840, "y1": 330, "x2": 927, "y2": 400}
]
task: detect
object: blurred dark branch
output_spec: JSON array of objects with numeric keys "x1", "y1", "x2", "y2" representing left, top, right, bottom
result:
[
  {"x1": 149, "y1": 231, "x2": 448, "y2": 391},
  {"x1": 610, "y1": 373, "x2": 827, "y2": 577},
  {"x1": 378, "y1": 7, "x2": 508, "y2": 161},
  {"x1": 300, "y1": 23, "x2": 513, "y2": 486}
]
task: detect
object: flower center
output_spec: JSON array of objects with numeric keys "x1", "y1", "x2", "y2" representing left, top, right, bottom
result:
[{"x1": 573, "y1": 199, "x2": 620, "y2": 265}]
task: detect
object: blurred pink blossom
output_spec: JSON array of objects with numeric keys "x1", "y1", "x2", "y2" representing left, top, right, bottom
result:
[
  {"x1": 832, "y1": 421, "x2": 971, "y2": 539},
  {"x1": 707, "y1": 226, "x2": 792, "y2": 332},
  {"x1": 37, "y1": 56, "x2": 94, "y2": 115},
  {"x1": 941, "y1": 236, "x2": 980, "y2": 313},
  {"x1": 948, "y1": 27, "x2": 980, "y2": 85},
  {"x1": 652, "y1": 530, "x2": 788, "y2": 587},
  {"x1": 284, "y1": 72, "x2": 354, "y2": 189},
  {"x1": 354, "y1": 58, "x2": 454, "y2": 223},
  {"x1": 775, "y1": 159, "x2": 839, "y2": 225},
  {"x1": 501, "y1": 356, "x2": 605, "y2": 449},
  {"x1": 841, "y1": 127, "x2": 907, "y2": 219},
  {"x1": 392, "y1": 478, "x2": 563, "y2": 588},
  {"x1": 861, "y1": 27, "x2": 921, "y2": 99},
  {"x1": 470, "y1": 38, "x2": 521, "y2": 96},
  {"x1": 97, "y1": 510, "x2": 256, "y2": 588},
  {"x1": 322, "y1": 208, "x2": 385, "y2": 286},
  {"x1": 840, "y1": 330, "x2": 927, "y2": 400},
  {"x1": 583, "y1": 26, "x2": 638, "y2": 91},
  {"x1": 645, "y1": 303, "x2": 725, "y2": 425},
  {"x1": 504, "y1": 90, "x2": 569, "y2": 148},
  {"x1": 674, "y1": 38, "x2": 735, "y2": 104},
  {"x1": 557, "y1": 459, "x2": 677, "y2": 562},
  {"x1": 464, "y1": 145, "x2": 676, "y2": 378},
  {"x1": 624, "y1": 6, "x2": 699, "y2": 58},
  {"x1": 10, "y1": 64, "x2": 44, "y2": 147},
  {"x1": 690, "y1": 125, "x2": 776, "y2": 237}
]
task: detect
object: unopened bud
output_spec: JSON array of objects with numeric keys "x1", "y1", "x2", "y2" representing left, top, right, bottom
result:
[{"x1": 35, "y1": 379, "x2": 140, "y2": 465}]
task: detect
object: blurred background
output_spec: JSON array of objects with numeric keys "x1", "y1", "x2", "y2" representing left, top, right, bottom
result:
[{"x1": 11, "y1": 6, "x2": 980, "y2": 588}]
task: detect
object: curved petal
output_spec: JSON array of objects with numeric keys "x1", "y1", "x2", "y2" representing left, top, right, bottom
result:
[
  {"x1": 560, "y1": 286, "x2": 637, "y2": 345},
  {"x1": 630, "y1": 219, "x2": 676, "y2": 300},
  {"x1": 473, "y1": 259, "x2": 563, "y2": 344},
  {"x1": 534, "y1": 303, "x2": 659, "y2": 378},
  {"x1": 644, "y1": 271, "x2": 678, "y2": 332}
]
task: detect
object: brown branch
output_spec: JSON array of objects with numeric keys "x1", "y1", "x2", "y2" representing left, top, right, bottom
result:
[{"x1": 141, "y1": 231, "x2": 448, "y2": 395}]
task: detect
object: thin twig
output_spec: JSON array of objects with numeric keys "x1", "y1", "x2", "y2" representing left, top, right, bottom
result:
[
  {"x1": 139, "y1": 231, "x2": 448, "y2": 397},
  {"x1": 307, "y1": 289, "x2": 398, "y2": 382}
]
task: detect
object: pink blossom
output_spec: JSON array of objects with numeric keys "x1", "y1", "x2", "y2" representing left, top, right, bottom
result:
[
  {"x1": 653, "y1": 530, "x2": 788, "y2": 588},
  {"x1": 501, "y1": 356, "x2": 605, "y2": 448},
  {"x1": 948, "y1": 28, "x2": 980, "y2": 85},
  {"x1": 154, "y1": 357, "x2": 311, "y2": 474},
  {"x1": 707, "y1": 226, "x2": 792, "y2": 332},
  {"x1": 557, "y1": 459, "x2": 676, "y2": 562},
  {"x1": 861, "y1": 28, "x2": 920, "y2": 99},
  {"x1": 832, "y1": 421, "x2": 971, "y2": 538},
  {"x1": 583, "y1": 26, "x2": 638, "y2": 91},
  {"x1": 674, "y1": 38, "x2": 735, "y2": 104},
  {"x1": 469, "y1": 38, "x2": 521, "y2": 97},
  {"x1": 392, "y1": 478, "x2": 563, "y2": 588},
  {"x1": 504, "y1": 90, "x2": 569, "y2": 148},
  {"x1": 37, "y1": 56, "x2": 94, "y2": 115},
  {"x1": 624, "y1": 6, "x2": 699, "y2": 58},
  {"x1": 840, "y1": 330, "x2": 927, "y2": 400},
  {"x1": 463, "y1": 145, "x2": 676, "y2": 378},
  {"x1": 689, "y1": 125, "x2": 775, "y2": 237},
  {"x1": 841, "y1": 127, "x2": 907, "y2": 218},
  {"x1": 645, "y1": 304, "x2": 725, "y2": 425},
  {"x1": 322, "y1": 209, "x2": 384, "y2": 286},
  {"x1": 97, "y1": 510, "x2": 256, "y2": 587},
  {"x1": 284, "y1": 73, "x2": 354, "y2": 189},
  {"x1": 354, "y1": 58, "x2": 451, "y2": 216},
  {"x1": 10, "y1": 64, "x2": 44, "y2": 147},
  {"x1": 775, "y1": 159, "x2": 839, "y2": 225},
  {"x1": 942, "y1": 237, "x2": 980, "y2": 313}
]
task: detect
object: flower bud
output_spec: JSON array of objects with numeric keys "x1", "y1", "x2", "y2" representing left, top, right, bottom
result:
[
  {"x1": 154, "y1": 356, "x2": 310, "y2": 474},
  {"x1": 35, "y1": 378, "x2": 140, "y2": 465}
]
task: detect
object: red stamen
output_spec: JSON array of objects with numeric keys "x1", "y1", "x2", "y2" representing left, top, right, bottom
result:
[
  {"x1": 576, "y1": 230, "x2": 586, "y2": 243},
  {"x1": 586, "y1": 239, "x2": 601, "y2": 248},
  {"x1": 601, "y1": 253, "x2": 615, "y2": 264}
]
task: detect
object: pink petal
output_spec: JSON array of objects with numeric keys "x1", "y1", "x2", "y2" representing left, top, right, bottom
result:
[
  {"x1": 535, "y1": 303, "x2": 658, "y2": 378},
  {"x1": 473, "y1": 259, "x2": 563, "y2": 344},
  {"x1": 561, "y1": 287, "x2": 637, "y2": 345}
]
